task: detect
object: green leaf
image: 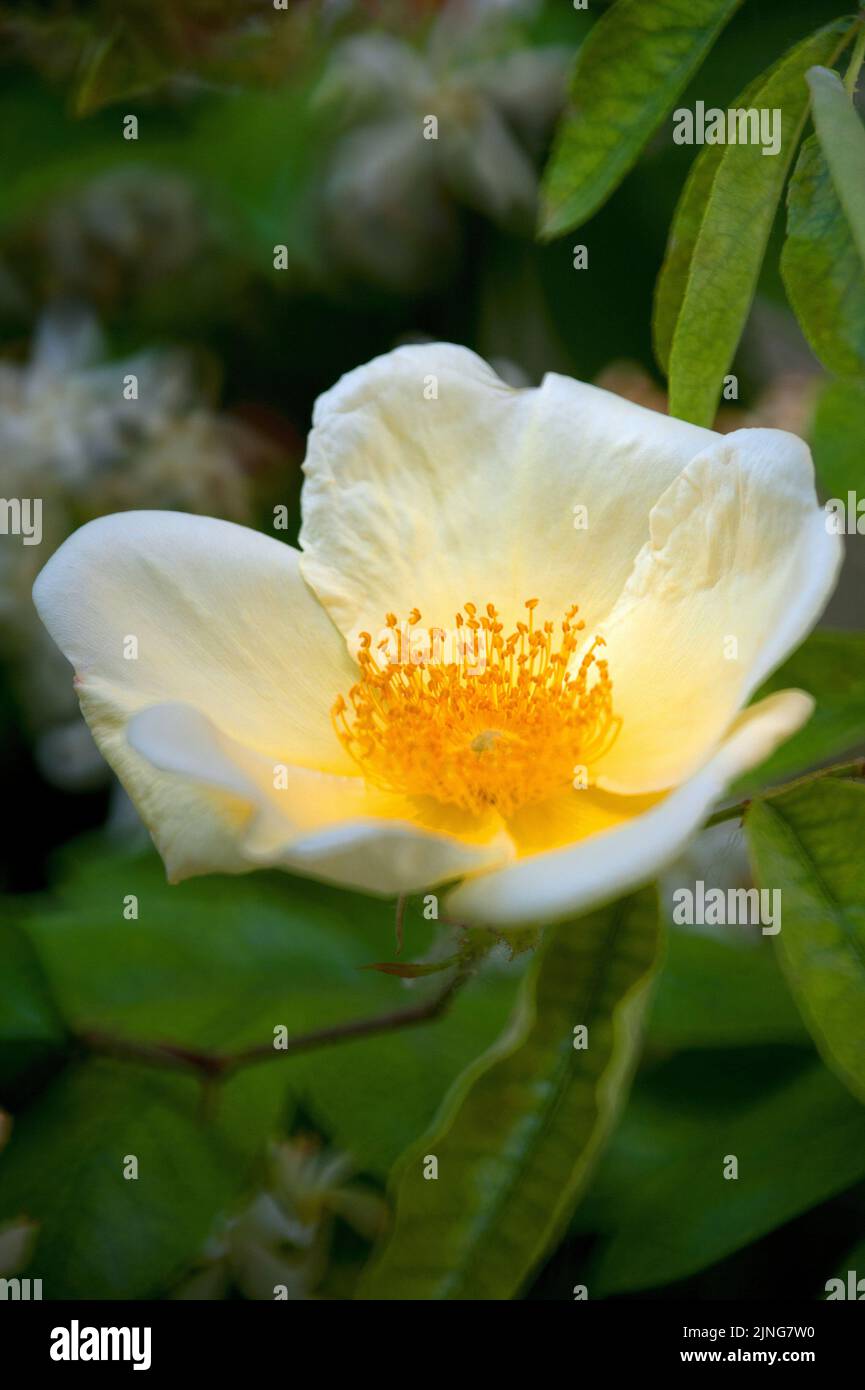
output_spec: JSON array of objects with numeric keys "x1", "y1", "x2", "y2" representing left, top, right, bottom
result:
[
  {"x1": 1, "y1": 838, "x2": 526, "y2": 1297},
  {"x1": 746, "y1": 780, "x2": 865, "y2": 1105},
  {"x1": 811, "y1": 376, "x2": 865, "y2": 500},
  {"x1": 357, "y1": 889, "x2": 661, "y2": 1300},
  {"x1": 653, "y1": 70, "x2": 764, "y2": 373},
  {"x1": 647, "y1": 927, "x2": 809, "y2": 1050},
  {"x1": 0, "y1": 920, "x2": 68, "y2": 1098},
  {"x1": 16, "y1": 839, "x2": 521, "y2": 1180},
  {"x1": 73, "y1": 22, "x2": 170, "y2": 117},
  {"x1": 583, "y1": 1048, "x2": 865, "y2": 1293},
  {"x1": 538, "y1": 0, "x2": 743, "y2": 240},
  {"x1": 0, "y1": 1060, "x2": 250, "y2": 1299},
  {"x1": 667, "y1": 20, "x2": 855, "y2": 426},
  {"x1": 781, "y1": 134, "x2": 865, "y2": 376},
  {"x1": 733, "y1": 631, "x2": 865, "y2": 796},
  {"x1": 808, "y1": 63, "x2": 865, "y2": 272}
]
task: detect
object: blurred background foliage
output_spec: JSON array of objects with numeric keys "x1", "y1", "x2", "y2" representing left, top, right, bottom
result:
[{"x1": 1, "y1": 0, "x2": 865, "y2": 1301}]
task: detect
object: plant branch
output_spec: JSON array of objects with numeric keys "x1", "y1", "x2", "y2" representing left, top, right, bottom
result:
[
  {"x1": 77, "y1": 965, "x2": 470, "y2": 1085},
  {"x1": 704, "y1": 756, "x2": 865, "y2": 830}
]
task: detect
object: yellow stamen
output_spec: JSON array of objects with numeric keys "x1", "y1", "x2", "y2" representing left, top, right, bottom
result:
[{"x1": 331, "y1": 600, "x2": 620, "y2": 818}]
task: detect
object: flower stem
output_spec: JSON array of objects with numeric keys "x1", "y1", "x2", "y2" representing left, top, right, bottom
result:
[
  {"x1": 78, "y1": 965, "x2": 470, "y2": 1085},
  {"x1": 703, "y1": 756, "x2": 865, "y2": 830}
]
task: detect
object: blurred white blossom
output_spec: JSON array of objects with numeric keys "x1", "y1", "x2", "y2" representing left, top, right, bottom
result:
[
  {"x1": 0, "y1": 309, "x2": 193, "y2": 485},
  {"x1": 0, "y1": 307, "x2": 254, "y2": 783},
  {"x1": 175, "y1": 1135, "x2": 387, "y2": 1301},
  {"x1": 319, "y1": 0, "x2": 567, "y2": 287},
  {"x1": 39, "y1": 169, "x2": 206, "y2": 301}
]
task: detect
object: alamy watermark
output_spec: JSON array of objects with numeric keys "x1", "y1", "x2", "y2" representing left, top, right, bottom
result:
[
  {"x1": 0, "y1": 1275, "x2": 42, "y2": 1300},
  {"x1": 826, "y1": 1270, "x2": 865, "y2": 1299},
  {"x1": 673, "y1": 102, "x2": 782, "y2": 156},
  {"x1": 0, "y1": 497, "x2": 42, "y2": 545},
  {"x1": 825, "y1": 492, "x2": 865, "y2": 534},
  {"x1": 359, "y1": 622, "x2": 489, "y2": 676},
  {"x1": 50, "y1": 1321, "x2": 151, "y2": 1370},
  {"x1": 672, "y1": 880, "x2": 781, "y2": 935}
]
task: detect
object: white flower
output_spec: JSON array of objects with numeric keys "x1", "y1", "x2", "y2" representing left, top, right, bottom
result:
[
  {"x1": 175, "y1": 1138, "x2": 385, "y2": 1301},
  {"x1": 0, "y1": 308, "x2": 190, "y2": 486},
  {"x1": 319, "y1": 0, "x2": 568, "y2": 286},
  {"x1": 34, "y1": 344, "x2": 839, "y2": 925},
  {"x1": 2, "y1": 309, "x2": 252, "y2": 766}
]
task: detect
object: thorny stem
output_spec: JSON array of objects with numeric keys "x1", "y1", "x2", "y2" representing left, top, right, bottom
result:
[
  {"x1": 703, "y1": 757, "x2": 865, "y2": 830},
  {"x1": 78, "y1": 964, "x2": 471, "y2": 1087}
]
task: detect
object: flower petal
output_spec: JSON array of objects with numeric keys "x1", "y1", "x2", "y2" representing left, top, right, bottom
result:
[
  {"x1": 592, "y1": 429, "x2": 840, "y2": 795},
  {"x1": 299, "y1": 343, "x2": 716, "y2": 647},
  {"x1": 129, "y1": 701, "x2": 513, "y2": 892},
  {"x1": 33, "y1": 510, "x2": 356, "y2": 774},
  {"x1": 32, "y1": 511, "x2": 385, "y2": 880},
  {"x1": 445, "y1": 689, "x2": 813, "y2": 926}
]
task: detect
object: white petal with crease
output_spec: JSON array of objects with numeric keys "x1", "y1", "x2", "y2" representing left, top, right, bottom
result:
[
  {"x1": 592, "y1": 429, "x2": 840, "y2": 795},
  {"x1": 300, "y1": 343, "x2": 716, "y2": 646}
]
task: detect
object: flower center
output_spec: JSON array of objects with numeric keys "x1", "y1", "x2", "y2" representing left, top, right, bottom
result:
[{"x1": 331, "y1": 600, "x2": 620, "y2": 819}]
